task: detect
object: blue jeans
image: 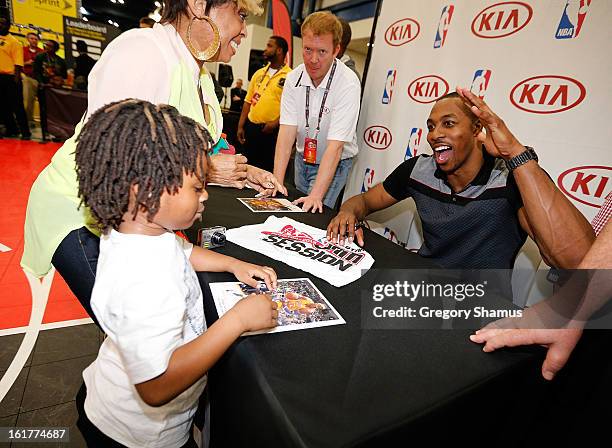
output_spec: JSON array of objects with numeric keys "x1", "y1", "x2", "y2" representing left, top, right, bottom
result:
[
  {"x1": 294, "y1": 155, "x2": 353, "y2": 209},
  {"x1": 51, "y1": 227, "x2": 100, "y2": 327}
]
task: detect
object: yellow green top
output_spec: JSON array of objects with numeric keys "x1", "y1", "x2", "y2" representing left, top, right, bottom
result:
[{"x1": 22, "y1": 24, "x2": 223, "y2": 277}]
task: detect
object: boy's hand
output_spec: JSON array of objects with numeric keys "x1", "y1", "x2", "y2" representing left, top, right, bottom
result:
[
  {"x1": 232, "y1": 261, "x2": 277, "y2": 290},
  {"x1": 230, "y1": 294, "x2": 278, "y2": 332}
]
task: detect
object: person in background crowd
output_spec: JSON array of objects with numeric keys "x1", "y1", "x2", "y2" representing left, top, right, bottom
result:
[
  {"x1": 33, "y1": 39, "x2": 67, "y2": 140},
  {"x1": 229, "y1": 77, "x2": 246, "y2": 112},
  {"x1": 22, "y1": 0, "x2": 282, "y2": 328},
  {"x1": 273, "y1": 12, "x2": 361, "y2": 211},
  {"x1": 337, "y1": 18, "x2": 360, "y2": 82},
  {"x1": 33, "y1": 39, "x2": 67, "y2": 87},
  {"x1": 471, "y1": 192, "x2": 612, "y2": 380},
  {"x1": 0, "y1": 16, "x2": 31, "y2": 139},
  {"x1": 73, "y1": 40, "x2": 96, "y2": 90},
  {"x1": 328, "y1": 88, "x2": 594, "y2": 277},
  {"x1": 210, "y1": 71, "x2": 224, "y2": 102},
  {"x1": 22, "y1": 32, "x2": 43, "y2": 124},
  {"x1": 237, "y1": 35, "x2": 290, "y2": 171},
  {"x1": 139, "y1": 17, "x2": 156, "y2": 28}
]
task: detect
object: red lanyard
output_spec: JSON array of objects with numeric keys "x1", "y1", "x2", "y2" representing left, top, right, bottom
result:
[
  {"x1": 305, "y1": 60, "x2": 337, "y2": 139},
  {"x1": 255, "y1": 64, "x2": 284, "y2": 96}
]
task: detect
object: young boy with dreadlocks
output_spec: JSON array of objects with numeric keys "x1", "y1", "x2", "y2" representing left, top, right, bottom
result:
[{"x1": 74, "y1": 99, "x2": 278, "y2": 448}]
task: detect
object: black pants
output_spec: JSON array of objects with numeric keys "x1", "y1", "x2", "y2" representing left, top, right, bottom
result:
[
  {"x1": 0, "y1": 74, "x2": 30, "y2": 137},
  {"x1": 243, "y1": 118, "x2": 278, "y2": 172},
  {"x1": 51, "y1": 227, "x2": 100, "y2": 327},
  {"x1": 76, "y1": 384, "x2": 199, "y2": 448},
  {"x1": 38, "y1": 86, "x2": 49, "y2": 140}
]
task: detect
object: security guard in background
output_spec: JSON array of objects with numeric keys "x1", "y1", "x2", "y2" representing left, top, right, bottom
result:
[{"x1": 237, "y1": 36, "x2": 290, "y2": 172}]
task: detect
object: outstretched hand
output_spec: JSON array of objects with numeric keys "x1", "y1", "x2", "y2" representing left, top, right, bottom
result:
[
  {"x1": 469, "y1": 303, "x2": 584, "y2": 381},
  {"x1": 470, "y1": 325, "x2": 582, "y2": 381}
]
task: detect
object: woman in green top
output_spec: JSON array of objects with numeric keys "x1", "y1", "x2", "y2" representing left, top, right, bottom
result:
[{"x1": 22, "y1": 0, "x2": 285, "y2": 324}]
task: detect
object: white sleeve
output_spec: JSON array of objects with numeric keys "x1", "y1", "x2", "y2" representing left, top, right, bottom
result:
[
  {"x1": 111, "y1": 271, "x2": 187, "y2": 385},
  {"x1": 280, "y1": 74, "x2": 298, "y2": 126},
  {"x1": 327, "y1": 78, "x2": 361, "y2": 142},
  {"x1": 86, "y1": 32, "x2": 169, "y2": 119},
  {"x1": 176, "y1": 234, "x2": 194, "y2": 260}
]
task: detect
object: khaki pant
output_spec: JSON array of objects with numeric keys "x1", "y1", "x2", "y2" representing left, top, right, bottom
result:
[{"x1": 22, "y1": 75, "x2": 39, "y2": 123}]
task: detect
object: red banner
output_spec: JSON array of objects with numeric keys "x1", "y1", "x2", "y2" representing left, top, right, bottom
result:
[{"x1": 271, "y1": 0, "x2": 293, "y2": 67}]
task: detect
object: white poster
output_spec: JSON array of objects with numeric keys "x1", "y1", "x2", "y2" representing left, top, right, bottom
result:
[
  {"x1": 345, "y1": 0, "x2": 611, "y2": 249},
  {"x1": 226, "y1": 216, "x2": 375, "y2": 287}
]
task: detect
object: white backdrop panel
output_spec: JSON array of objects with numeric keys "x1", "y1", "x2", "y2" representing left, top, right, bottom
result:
[{"x1": 345, "y1": 0, "x2": 611, "y2": 248}]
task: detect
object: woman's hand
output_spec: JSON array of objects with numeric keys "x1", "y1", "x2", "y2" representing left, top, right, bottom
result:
[
  {"x1": 245, "y1": 165, "x2": 287, "y2": 197},
  {"x1": 208, "y1": 153, "x2": 248, "y2": 188}
]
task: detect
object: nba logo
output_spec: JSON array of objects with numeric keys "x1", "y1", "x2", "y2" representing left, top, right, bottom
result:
[
  {"x1": 361, "y1": 168, "x2": 375, "y2": 192},
  {"x1": 382, "y1": 70, "x2": 396, "y2": 104},
  {"x1": 405, "y1": 128, "x2": 422, "y2": 159},
  {"x1": 470, "y1": 70, "x2": 491, "y2": 99},
  {"x1": 556, "y1": 0, "x2": 591, "y2": 39},
  {"x1": 434, "y1": 5, "x2": 454, "y2": 48}
]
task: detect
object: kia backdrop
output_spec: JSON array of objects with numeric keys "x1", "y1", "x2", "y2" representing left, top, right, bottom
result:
[{"x1": 344, "y1": 0, "x2": 610, "y2": 248}]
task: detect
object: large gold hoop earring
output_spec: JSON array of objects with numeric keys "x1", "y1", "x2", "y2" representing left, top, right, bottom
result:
[{"x1": 186, "y1": 15, "x2": 220, "y2": 62}]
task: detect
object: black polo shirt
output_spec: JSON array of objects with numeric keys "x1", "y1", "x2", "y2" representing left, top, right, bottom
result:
[{"x1": 382, "y1": 151, "x2": 527, "y2": 269}]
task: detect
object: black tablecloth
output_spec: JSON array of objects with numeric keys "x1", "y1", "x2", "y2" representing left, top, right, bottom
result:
[{"x1": 185, "y1": 186, "x2": 610, "y2": 447}]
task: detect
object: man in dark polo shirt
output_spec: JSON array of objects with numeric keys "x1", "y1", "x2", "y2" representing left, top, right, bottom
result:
[{"x1": 327, "y1": 88, "x2": 594, "y2": 271}]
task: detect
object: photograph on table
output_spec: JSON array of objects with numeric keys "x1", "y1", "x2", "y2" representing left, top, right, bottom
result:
[
  {"x1": 210, "y1": 278, "x2": 345, "y2": 334},
  {"x1": 238, "y1": 197, "x2": 304, "y2": 213}
]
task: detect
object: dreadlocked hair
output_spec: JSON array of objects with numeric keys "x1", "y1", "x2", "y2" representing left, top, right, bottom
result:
[{"x1": 75, "y1": 99, "x2": 213, "y2": 232}]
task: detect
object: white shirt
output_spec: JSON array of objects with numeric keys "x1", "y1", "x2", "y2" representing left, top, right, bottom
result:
[
  {"x1": 83, "y1": 231, "x2": 206, "y2": 448},
  {"x1": 227, "y1": 216, "x2": 374, "y2": 287},
  {"x1": 280, "y1": 58, "x2": 361, "y2": 162},
  {"x1": 85, "y1": 23, "x2": 222, "y2": 141}
]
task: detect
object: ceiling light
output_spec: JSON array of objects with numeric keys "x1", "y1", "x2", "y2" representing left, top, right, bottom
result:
[
  {"x1": 118, "y1": 0, "x2": 124, "y2": 3},
  {"x1": 79, "y1": 6, "x2": 89, "y2": 15},
  {"x1": 108, "y1": 19, "x2": 113, "y2": 24},
  {"x1": 83, "y1": 17, "x2": 88, "y2": 22}
]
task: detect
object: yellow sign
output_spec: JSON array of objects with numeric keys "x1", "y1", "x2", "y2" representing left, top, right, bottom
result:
[{"x1": 11, "y1": 0, "x2": 77, "y2": 35}]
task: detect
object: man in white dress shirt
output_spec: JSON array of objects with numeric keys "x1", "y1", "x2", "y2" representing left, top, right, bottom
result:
[{"x1": 273, "y1": 11, "x2": 361, "y2": 212}]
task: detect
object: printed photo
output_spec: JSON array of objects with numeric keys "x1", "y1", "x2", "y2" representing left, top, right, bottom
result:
[
  {"x1": 209, "y1": 278, "x2": 345, "y2": 334},
  {"x1": 238, "y1": 197, "x2": 304, "y2": 213}
]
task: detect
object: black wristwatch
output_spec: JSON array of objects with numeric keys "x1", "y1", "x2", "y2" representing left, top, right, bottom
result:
[{"x1": 505, "y1": 146, "x2": 538, "y2": 171}]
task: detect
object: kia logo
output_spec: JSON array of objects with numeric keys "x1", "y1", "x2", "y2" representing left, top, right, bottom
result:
[
  {"x1": 558, "y1": 165, "x2": 611, "y2": 208},
  {"x1": 471, "y1": 2, "x2": 533, "y2": 38},
  {"x1": 385, "y1": 18, "x2": 421, "y2": 46},
  {"x1": 407, "y1": 75, "x2": 449, "y2": 104},
  {"x1": 364, "y1": 126, "x2": 392, "y2": 150},
  {"x1": 510, "y1": 75, "x2": 586, "y2": 114}
]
